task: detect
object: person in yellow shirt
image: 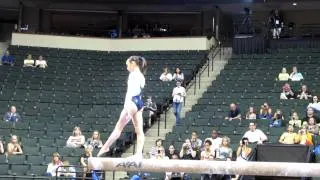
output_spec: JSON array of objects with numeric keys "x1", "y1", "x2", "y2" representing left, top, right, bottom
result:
[
  {"x1": 279, "y1": 125, "x2": 297, "y2": 144},
  {"x1": 277, "y1": 67, "x2": 290, "y2": 81},
  {"x1": 295, "y1": 125, "x2": 313, "y2": 145}
]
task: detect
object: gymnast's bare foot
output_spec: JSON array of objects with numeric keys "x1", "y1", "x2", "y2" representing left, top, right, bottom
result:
[{"x1": 97, "y1": 147, "x2": 109, "y2": 157}]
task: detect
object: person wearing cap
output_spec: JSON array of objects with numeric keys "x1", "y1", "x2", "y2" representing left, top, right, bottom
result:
[
  {"x1": 172, "y1": 81, "x2": 186, "y2": 125},
  {"x1": 242, "y1": 122, "x2": 268, "y2": 144}
]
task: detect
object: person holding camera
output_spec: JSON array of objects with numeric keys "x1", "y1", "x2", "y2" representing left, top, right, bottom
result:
[
  {"x1": 259, "y1": 102, "x2": 273, "y2": 120},
  {"x1": 270, "y1": 109, "x2": 284, "y2": 127},
  {"x1": 288, "y1": 112, "x2": 302, "y2": 128},
  {"x1": 190, "y1": 131, "x2": 202, "y2": 153},
  {"x1": 149, "y1": 139, "x2": 164, "y2": 159},
  {"x1": 233, "y1": 138, "x2": 252, "y2": 180},
  {"x1": 179, "y1": 139, "x2": 197, "y2": 160},
  {"x1": 172, "y1": 81, "x2": 186, "y2": 125},
  {"x1": 296, "y1": 125, "x2": 313, "y2": 145},
  {"x1": 200, "y1": 140, "x2": 215, "y2": 180},
  {"x1": 279, "y1": 125, "x2": 297, "y2": 144}
]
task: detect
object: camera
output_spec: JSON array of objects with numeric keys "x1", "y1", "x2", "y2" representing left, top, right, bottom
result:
[
  {"x1": 158, "y1": 150, "x2": 161, "y2": 154},
  {"x1": 241, "y1": 137, "x2": 249, "y2": 145}
]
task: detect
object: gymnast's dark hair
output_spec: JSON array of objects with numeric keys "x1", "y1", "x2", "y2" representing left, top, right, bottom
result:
[{"x1": 128, "y1": 56, "x2": 147, "y2": 74}]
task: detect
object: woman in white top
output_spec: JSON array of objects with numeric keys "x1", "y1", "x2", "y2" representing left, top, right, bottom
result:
[
  {"x1": 23, "y1": 54, "x2": 34, "y2": 67},
  {"x1": 97, "y1": 56, "x2": 147, "y2": 159},
  {"x1": 66, "y1": 126, "x2": 85, "y2": 148},
  {"x1": 159, "y1": 67, "x2": 172, "y2": 82},
  {"x1": 245, "y1": 107, "x2": 256, "y2": 120},
  {"x1": 35, "y1": 55, "x2": 48, "y2": 68},
  {"x1": 289, "y1": 66, "x2": 304, "y2": 81},
  {"x1": 46, "y1": 152, "x2": 64, "y2": 176},
  {"x1": 172, "y1": 67, "x2": 184, "y2": 82}
]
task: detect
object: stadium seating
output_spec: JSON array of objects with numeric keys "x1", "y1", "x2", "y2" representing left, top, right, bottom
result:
[{"x1": 0, "y1": 45, "x2": 206, "y2": 178}]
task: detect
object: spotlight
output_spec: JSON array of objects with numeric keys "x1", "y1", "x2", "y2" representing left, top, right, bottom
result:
[{"x1": 292, "y1": 2, "x2": 297, "y2": 6}]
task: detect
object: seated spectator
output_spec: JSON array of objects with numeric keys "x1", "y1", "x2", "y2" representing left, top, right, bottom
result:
[
  {"x1": 144, "y1": 96, "x2": 157, "y2": 127},
  {"x1": 279, "y1": 125, "x2": 297, "y2": 144},
  {"x1": 165, "y1": 145, "x2": 178, "y2": 159},
  {"x1": 224, "y1": 103, "x2": 241, "y2": 121},
  {"x1": 288, "y1": 112, "x2": 302, "y2": 128},
  {"x1": 155, "y1": 146, "x2": 168, "y2": 160},
  {"x1": 179, "y1": 139, "x2": 196, "y2": 160},
  {"x1": 46, "y1": 152, "x2": 64, "y2": 177},
  {"x1": 243, "y1": 122, "x2": 268, "y2": 144},
  {"x1": 280, "y1": 83, "x2": 296, "y2": 100},
  {"x1": 84, "y1": 130, "x2": 103, "y2": 149},
  {"x1": 0, "y1": 139, "x2": 4, "y2": 154},
  {"x1": 278, "y1": 67, "x2": 289, "y2": 81},
  {"x1": 190, "y1": 131, "x2": 202, "y2": 152},
  {"x1": 296, "y1": 125, "x2": 313, "y2": 145},
  {"x1": 35, "y1": 55, "x2": 48, "y2": 68},
  {"x1": 303, "y1": 107, "x2": 320, "y2": 124},
  {"x1": 303, "y1": 117, "x2": 319, "y2": 135},
  {"x1": 259, "y1": 102, "x2": 273, "y2": 120},
  {"x1": 172, "y1": 67, "x2": 184, "y2": 82},
  {"x1": 23, "y1": 54, "x2": 35, "y2": 67},
  {"x1": 80, "y1": 147, "x2": 93, "y2": 178},
  {"x1": 66, "y1": 126, "x2": 85, "y2": 148},
  {"x1": 1, "y1": 50, "x2": 14, "y2": 66},
  {"x1": 289, "y1": 66, "x2": 304, "y2": 81},
  {"x1": 149, "y1": 139, "x2": 164, "y2": 159},
  {"x1": 297, "y1": 85, "x2": 312, "y2": 100},
  {"x1": 245, "y1": 107, "x2": 257, "y2": 120},
  {"x1": 200, "y1": 140, "x2": 215, "y2": 180},
  {"x1": 270, "y1": 109, "x2": 284, "y2": 127},
  {"x1": 3, "y1": 106, "x2": 22, "y2": 122},
  {"x1": 234, "y1": 137, "x2": 252, "y2": 180},
  {"x1": 159, "y1": 67, "x2": 172, "y2": 82},
  {"x1": 308, "y1": 96, "x2": 320, "y2": 113},
  {"x1": 60, "y1": 160, "x2": 76, "y2": 178},
  {"x1": 165, "y1": 154, "x2": 184, "y2": 180},
  {"x1": 215, "y1": 136, "x2": 232, "y2": 161},
  {"x1": 204, "y1": 129, "x2": 222, "y2": 154},
  {"x1": 7, "y1": 135, "x2": 23, "y2": 156}
]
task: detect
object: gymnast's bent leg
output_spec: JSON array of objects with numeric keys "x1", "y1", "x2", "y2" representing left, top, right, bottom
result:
[{"x1": 97, "y1": 109, "x2": 131, "y2": 157}]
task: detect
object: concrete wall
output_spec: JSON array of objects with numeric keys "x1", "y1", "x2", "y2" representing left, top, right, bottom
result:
[{"x1": 11, "y1": 33, "x2": 215, "y2": 51}]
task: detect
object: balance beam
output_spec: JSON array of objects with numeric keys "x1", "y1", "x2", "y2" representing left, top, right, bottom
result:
[{"x1": 88, "y1": 157, "x2": 320, "y2": 177}]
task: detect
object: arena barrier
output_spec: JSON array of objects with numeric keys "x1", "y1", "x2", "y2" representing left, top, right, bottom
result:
[{"x1": 88, "y1": 157, "x2": 320, "y2": 177}]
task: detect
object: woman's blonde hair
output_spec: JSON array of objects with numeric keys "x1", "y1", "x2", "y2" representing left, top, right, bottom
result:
[
  {"x1": 221, "y1": 136, "x2": 231, "y2": 147},
  {"x1": 91, "y1": 130, "x2": 100, "y2": 140},
  {"x1": 51, "y1": 152, "x2": 61, "y2": 164}
]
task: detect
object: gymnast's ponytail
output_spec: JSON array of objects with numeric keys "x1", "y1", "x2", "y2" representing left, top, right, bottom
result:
[{"x1": 128, "y1": 56, "x2": 147, "y2": 74}]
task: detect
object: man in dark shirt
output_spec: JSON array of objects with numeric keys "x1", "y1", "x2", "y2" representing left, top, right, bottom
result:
[
  {"x1": 3, "y1": 106, "x2": 22, "y2": 122},
  {"x1": 225, "y1": 103, "x2": 241, "y2": 121}
]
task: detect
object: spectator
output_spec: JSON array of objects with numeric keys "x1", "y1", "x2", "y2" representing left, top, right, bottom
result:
[
  {"x1": 46, "y1": 152, "x2": 64, "y2": 177},
  {"x1": 172, "y1": 81, "x2": 186, "y2": 125},
  {"x1": 269, "y1": 9, "x2": 283, "y2": 39},
  {"x1": 159, "y1": 67, "x2": 172, "y2": 82},
  {"x1": 80, "y1": 147, "x2": 93, "y2": 178},
  {"x1": 245, "y1": 107, "x2": 257, "y2": 120},
  {"x1": 270, "y1": 109, "x2": 284, "y2": 127},
  {"x1": 155, "y1": 146, "x2": 168, "y2": 160},
  {"x1": 259, "y1": 102, "x2": 273, "y2": 120},
  {"x1": 200, "y1": 140, "x2": 215, "y2": 180},
  {"x1": 60, "y1": 160, "x2": 76, "y2": 178},
  {"x1": 278, "y1": 67, "x2": 289, "y2": 81},
  {"x1": 165, "y1": 154, "x2": 184, "y2": 180},
  {"x1": 35, "y1": 55, "x2": 48, "y2": 69},
  {"x1": 289, "y1": 66, "x2": 304, "y2": 81},
  {"x1": 297, "y1": 85, "x2": 312, "y2": 100},
  {"x1": 149, "y1": 139, "x2": 164, "y2": 159},
  {"x1": 216, "y1": 136, "x2": 232, "y2": 161},
  {"x1": 172, "y1": 67, "x2": 184, "y2": 82},
  {"x1": 190, "y1": 131, "x2": 202, "y2": 152},
  {"x1": 204, "y1": 129, "x2": 222, "y2": 154},
  {"x1": 288, "y1": 112, "x2": 302, "y2": 128},
  {"x1": 279, "y1": 125, "x2": 297, "y2": 144},
  {"x1": 296, "y1": 125, "x2": 313, "y2": 145},
  {"x1": 303, "y1": 117, "x2": 319, "y2": 135},
  {"x1": 303, "y1": 107, "x2": 320, "y2": 124},
  {"x1": 3, "y1": 106, "x2": 22, "y2": 122},
  {"x1": 0, "y1": 139, "x2": 4, "y2": 154},
  {"x1": 84, "y1": 130, "x2": 103, "y2": 149},
  {"x1": 144, "y1": 96, "x2": 157, "y2": 127},
  {"x1": 23, "y1": 54, "x2": 35, "y2": 67},
  {"x1": 243, "y1": 122, "x2": 268, "y2": 144},
  {"x1": 308, "y1": 96, "x2": 320, "y2": 113},
  {"x1": 234, "y1": 137, "x2": 252, "y2": 180},
  {"x1": 165, "y1": 145, "x2": 178, "y2": 159},
  {"x1": 7, "y1": 135, "x2": 23, "y2": 156},
  {"x1": 66, "y1": 126, "x2": 85, "y2": 148},
  {"x1": 224, "y1": 103, "x2": 241, "y2": 121},
  {"x1": 1, "y1": 50, "x2": 14, "y2": 66},
  {"x1": 179, "y1": 139, "x2": 196, "y2": 160},
  {"x1": 280, "y1": 83, "x2": 296, "y2": 100}
]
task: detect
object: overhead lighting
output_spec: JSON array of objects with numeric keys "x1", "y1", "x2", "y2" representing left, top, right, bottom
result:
[{"x1": 292, "y1": 2, "x2": 297, "y2": 6}]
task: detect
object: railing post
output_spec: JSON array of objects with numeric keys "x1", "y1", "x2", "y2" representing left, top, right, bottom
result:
[
  {"x1": 164, "y1": 109, "x2": 167, "y2": 129},
  {"x1": 207, "y1": 60, "x2": 210, "y2": 77},
  {"x1": 157, "y1": 113, "x2": 160, "y2": 136},
  {"x1": 199, "y1": 71, "x2": 201, "y2": 89}
]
